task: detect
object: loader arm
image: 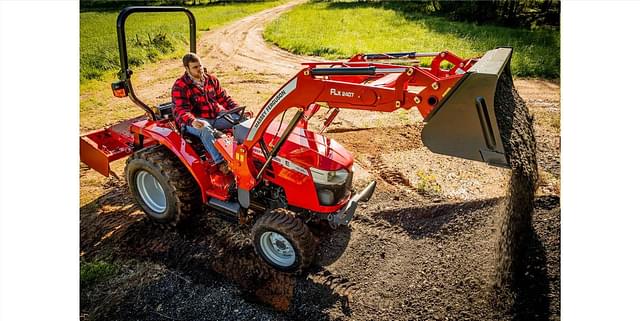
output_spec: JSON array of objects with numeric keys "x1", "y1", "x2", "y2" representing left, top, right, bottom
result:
[{"x1": 231, "y1": 48, "x2": 515, "y2": 192}]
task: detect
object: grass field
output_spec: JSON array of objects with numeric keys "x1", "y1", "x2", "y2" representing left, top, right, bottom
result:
[
  {"x1": 80, "y1": 1, "x2": 284, "y2": 83},
  {"x1": 264, "y1": 2, "x2": 560, "y2": 78}
]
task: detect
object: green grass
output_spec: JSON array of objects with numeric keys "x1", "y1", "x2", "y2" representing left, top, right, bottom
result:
[
  {"x1": 264, "y1": 2, "x2": 560, "y2": 78},
  {"x1": 80, "y1": 260, "x2": 119, "y2": 287},
  {"x1": 80, "y1": 1, "x2": 284, "y2": 83}
]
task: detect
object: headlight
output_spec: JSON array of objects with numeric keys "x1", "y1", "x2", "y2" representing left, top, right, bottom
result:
[
  {"x1": 309, "y1": 168, "x2": 349, "y2": 186},
  {"x1": 317, "y1": 189, "x2": 335, "y2": 206}
]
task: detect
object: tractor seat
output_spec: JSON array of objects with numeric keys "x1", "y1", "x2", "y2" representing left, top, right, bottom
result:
[
  {"x1": 180, "y1": 131, "x2": 208, "y2": 160},
  {"x1": 232, "y1": 118, "x2": 254, "y2": 144}
]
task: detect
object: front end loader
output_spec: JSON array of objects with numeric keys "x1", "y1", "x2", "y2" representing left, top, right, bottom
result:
[{"x1": 80, "y1": 6, "x2": 524, "y2": 273}]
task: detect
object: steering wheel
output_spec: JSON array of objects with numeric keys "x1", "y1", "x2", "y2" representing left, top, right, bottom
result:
[{"x1": 218, "y1": 106, "x2": 247, "y2": 126}]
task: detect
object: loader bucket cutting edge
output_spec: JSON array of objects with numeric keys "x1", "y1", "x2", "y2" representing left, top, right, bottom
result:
[{"x1": 421, "y1": 47, "x2": 516, "y2": 168}]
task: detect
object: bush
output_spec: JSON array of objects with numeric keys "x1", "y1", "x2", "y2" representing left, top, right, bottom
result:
[
  {"x1": 80, "y1": 260, "x2": 119, "y2": 287},
  {"x1": 416, "y1": 169, "x2": 442, "y2": 196}
]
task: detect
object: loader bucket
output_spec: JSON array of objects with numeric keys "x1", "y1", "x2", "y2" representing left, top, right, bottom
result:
[{"x1": 421, "y1": 47, "x2": 518, "y2": 168}]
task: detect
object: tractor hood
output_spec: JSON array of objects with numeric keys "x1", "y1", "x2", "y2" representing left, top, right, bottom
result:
[{"x1": 258, "y1": 122, "x2": 354, "y2": 172}]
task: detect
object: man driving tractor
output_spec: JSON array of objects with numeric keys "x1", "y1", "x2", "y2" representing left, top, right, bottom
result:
[{"x1": 171, "y1": 52, "x2": 241, "y2": 174}]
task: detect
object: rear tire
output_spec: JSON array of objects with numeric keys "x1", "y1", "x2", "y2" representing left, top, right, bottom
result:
[
  {"x1": 252, "y1": 208, "x2": 316, "y2": 273},
  {"x1": 125, "y1": 145, "x2": 202, "y2": 226}
]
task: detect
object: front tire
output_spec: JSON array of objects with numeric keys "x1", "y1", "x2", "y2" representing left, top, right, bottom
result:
[
  {"x1": 252, "y1": 208, "x2": 316, "y2": 273},
  {"x1": 125, "y1": 145, "x2": 202, "y2": 226}
]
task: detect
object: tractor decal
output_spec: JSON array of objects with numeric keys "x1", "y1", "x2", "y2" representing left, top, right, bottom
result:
[
  {"x1": 330, "y1": 88, "x2": 354, "y2": 97},
  {"x1": 246, "y1": 78, "x2": 298, "y2": 141},
  {"x1": 252, "y1": 147, "x2": 309, "y2": 176}
]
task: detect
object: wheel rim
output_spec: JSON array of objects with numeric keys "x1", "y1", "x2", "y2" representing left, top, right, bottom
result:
[
  {"x1": 259, "y1": 231, "x2": 296, "y2": 267},
  {"x1": 135, "y1": 170, "x2": 167, "y2": 214}
]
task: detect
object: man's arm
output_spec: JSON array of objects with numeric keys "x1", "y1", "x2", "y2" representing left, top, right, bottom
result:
[
  {"x1": 172, "y1": 81, "x2": 197, "y2": 128},
  {"x1": 211, "y1": 75, "x2": 239, "y2": 112}
]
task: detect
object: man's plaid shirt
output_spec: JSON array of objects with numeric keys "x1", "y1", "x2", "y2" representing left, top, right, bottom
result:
[{"x1": 171, "y1": 72, "x2": 239, "y2": 128}]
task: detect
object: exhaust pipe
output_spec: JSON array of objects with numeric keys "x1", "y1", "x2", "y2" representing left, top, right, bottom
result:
[{"x1": 421, "y1": 47, "x2": 516, "y2": 168}]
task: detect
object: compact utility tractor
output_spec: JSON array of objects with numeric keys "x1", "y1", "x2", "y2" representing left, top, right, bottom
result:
[{"x1": 81, "y1": 7, "x2": 518, "y2": 273}]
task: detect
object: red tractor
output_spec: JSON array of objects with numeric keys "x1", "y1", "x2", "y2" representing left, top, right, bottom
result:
[{"x1": 81, "y1": 7, "x2": 516, "y2": 273}]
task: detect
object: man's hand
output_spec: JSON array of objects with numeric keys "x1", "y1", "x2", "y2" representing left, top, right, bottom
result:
[{"x1": 192, "y1": 119, "x2": 206, "y2": 129}]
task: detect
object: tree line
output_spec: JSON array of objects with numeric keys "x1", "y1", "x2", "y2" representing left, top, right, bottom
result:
[
  {"x1": 432, "y1": 0, "x2": 559, "y2": 29},
  {"x1": 80, "y1": 0, "x2": 269, "y2": 11},
  {"x1": 311, "y1": 0, "x2": 560, "y2": 29},
  {"x1": 81, "y1": 0, "x2": 560, "y2": 30}
]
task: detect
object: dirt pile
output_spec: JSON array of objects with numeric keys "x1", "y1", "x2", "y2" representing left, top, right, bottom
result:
[{"x1": 492, "y1": 65, "x2": 540, "y2": 309}]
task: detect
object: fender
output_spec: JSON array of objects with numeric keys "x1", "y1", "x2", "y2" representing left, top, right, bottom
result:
[{"x1": 131, "y1": 121, "x2": 213, "y2": 202}]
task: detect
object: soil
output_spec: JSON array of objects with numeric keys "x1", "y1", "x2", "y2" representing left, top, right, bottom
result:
[
  {"x1": 491, "y1": 64, "x2": 541, "y2": 315},
  {"x1": 81, "y1": 182, "x2": 559, "y2": 321},
  {"x1": 80, "y1": 2, "x2": 560, "y2": 320}
]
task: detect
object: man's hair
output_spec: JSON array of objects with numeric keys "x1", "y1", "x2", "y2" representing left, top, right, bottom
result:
[{"x1": 182, "y1": 53, "x2": 200, "y2": 67}]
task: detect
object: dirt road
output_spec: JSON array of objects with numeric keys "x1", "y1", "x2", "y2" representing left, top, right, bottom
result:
[
  {"x1": 81, "y1": 1, "x2": 560, "y2": 320},
  {"x1": 201, "y1": 0, "x2": 309, "y2": 76}
]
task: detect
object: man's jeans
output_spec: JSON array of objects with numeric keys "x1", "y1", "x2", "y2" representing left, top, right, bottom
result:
[{"x1": 184, "y1": 114, "x2": 241, "y2": 165}]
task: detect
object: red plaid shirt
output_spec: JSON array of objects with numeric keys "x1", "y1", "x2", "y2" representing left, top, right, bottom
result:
[{"x1": 171, "y1": 72, "x2": 238, "y2": 128}]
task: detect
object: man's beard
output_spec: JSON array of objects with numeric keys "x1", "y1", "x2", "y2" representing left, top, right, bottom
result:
[{"x1": 188, "y1": 70, "x2": 205, "y2": 83}]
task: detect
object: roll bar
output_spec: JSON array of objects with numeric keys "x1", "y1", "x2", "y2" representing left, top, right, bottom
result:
[{"x1": 115, "y1": 6, "x2": 197, "y2": 120}]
